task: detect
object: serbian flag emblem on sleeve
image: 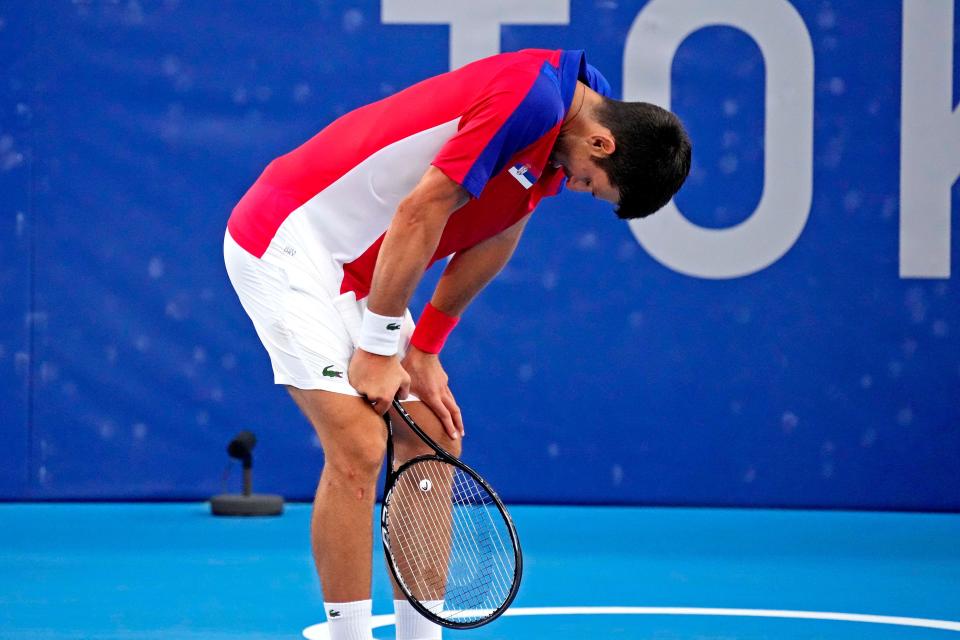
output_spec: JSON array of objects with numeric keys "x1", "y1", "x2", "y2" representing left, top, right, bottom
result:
[{"x1": 508, "y1": 163, "x2": 538, "y2": 189}]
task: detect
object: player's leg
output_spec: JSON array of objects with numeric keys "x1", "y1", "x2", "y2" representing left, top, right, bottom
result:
[
  {"x1": 388, "y1": 401, "x2": 462, "y2": 640},
  {"x1": 391, "y1": 400, "x2": 462, "y2": 463},
  {"x1": 225, "y1": 230, "x2": 383, "y2": 639},
  {"x1": 287, "y1": 387, "x2": 386, "y2": 603}
]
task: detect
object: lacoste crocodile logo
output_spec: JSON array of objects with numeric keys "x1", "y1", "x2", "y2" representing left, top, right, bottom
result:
[
  {"x1": 322, "y1": 365, "x2": 343, "y2": 378},
  {"x1": 386, "y1": 323, "x2": 401, "y2": 330},
  {"x1": 328, "y1": 608, "x2": 341, "y2": 618}
]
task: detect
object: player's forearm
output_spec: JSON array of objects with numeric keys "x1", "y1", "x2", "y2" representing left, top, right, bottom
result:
[
  {"x1": 430, "y1": 215, "x2": 529, "y2": 317},
  {"x1": 367, "y1": 201, "x2": 449, "y2": 316},
  {"x1": 366, "y1": 167, "x2": 469, "y2": 316}
]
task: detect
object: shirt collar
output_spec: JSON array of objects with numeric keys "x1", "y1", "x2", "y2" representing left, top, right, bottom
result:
[
  {"x1": 558, "y1": 49, "x2": 587, "y2": 113},
  {"x1": 558, "y1": 49, "x2": 612, "y2": 112}
]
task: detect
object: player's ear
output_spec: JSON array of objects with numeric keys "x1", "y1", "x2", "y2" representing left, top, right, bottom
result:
[{"x1": 589, "y1": 133, "x2": 616, "y2": 158}]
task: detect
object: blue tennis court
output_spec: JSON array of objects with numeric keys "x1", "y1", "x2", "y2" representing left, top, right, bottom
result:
[{"x1": 3, "y1": 503, "x2": 958, "y2": 639}]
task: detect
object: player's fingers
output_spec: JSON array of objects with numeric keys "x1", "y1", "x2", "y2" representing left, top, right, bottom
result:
[
  {"x1": 373, "y1": 396, "x2": 391, "y2": 416},
  {"x1": 395, "y1": 366, "x2": 412, "y2": 401},
  {"x1": 444, "y1": 390, "x2": 464, "y2": 437},
  {"x1": 425, "y1": 392, "x2": 457, "y2": 440},
  {"x1": 358, "y1": 391, "x2": 384, "y2": 416}
]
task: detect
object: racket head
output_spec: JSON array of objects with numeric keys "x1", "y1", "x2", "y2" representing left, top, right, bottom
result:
[{"x1": 381, "y1": 455, "x2": 522, "y2": 629}]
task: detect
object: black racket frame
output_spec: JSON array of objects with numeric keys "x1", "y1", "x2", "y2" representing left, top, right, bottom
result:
[{"x1": 380, "y1": 399, "x2": 523, "y2": 630}]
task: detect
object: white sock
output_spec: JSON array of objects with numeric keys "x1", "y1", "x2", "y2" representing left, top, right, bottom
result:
[
  {"x1": 324, "y1": 599, "x2": 373, "y2": 640},
  {"x1": 394, "y1": 599, "x2": 443, "y2": 640}
]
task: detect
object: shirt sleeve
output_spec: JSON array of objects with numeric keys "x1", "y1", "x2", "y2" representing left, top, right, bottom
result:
[{"x1": 432, "y1": 70, "x2": 563, "y2": 199}]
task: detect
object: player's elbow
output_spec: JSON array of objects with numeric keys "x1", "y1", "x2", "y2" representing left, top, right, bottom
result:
[
  {"x1": 392, "y1": 195, "x2": 451, "y2": 237},
  {"x1": 391, "y1": 167, "x2": 469, "y2": 239},
  {"x1": 399, "y1": 166, "x2": 469, "y2": 220}
]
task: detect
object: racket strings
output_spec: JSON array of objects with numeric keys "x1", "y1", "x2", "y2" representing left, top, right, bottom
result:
[
  {"x1": 393, "y1": 464, "x2": 513, "y2": 620},
  {"x1": 391, "y1": 465, "x2": 454, "y2": 601},
  {"x1": 393, "y1": 463, "x2": 495, "y2": 602},
  {"x1": 386, "y1": 459, "x2": 517, "y2": 623},
  {"x1": 447, "y1": 469, "x2": 514, "y2": 598}
]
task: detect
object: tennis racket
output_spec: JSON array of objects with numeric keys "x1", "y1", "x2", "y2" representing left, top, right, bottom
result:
[{"x1": 382, "y1": 398, "x2": 522, "y2": 629}]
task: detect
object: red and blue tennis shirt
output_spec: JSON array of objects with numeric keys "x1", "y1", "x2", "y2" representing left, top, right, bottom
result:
[{"x1": 228, "y1": 49, "x2": 611, "y2": 299}]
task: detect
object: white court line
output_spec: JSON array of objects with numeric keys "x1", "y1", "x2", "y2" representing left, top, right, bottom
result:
[{"x1": 302, "y1": 605, "x2": 960, "y2": 638}]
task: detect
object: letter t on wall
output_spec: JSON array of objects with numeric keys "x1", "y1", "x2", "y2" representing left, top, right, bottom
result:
[
  {"x1": 901, "y1": 0, "x2": 959, "y2": 278},
  {"x1": 382, "y1": 0, "x2": 570, "y2": 70}
]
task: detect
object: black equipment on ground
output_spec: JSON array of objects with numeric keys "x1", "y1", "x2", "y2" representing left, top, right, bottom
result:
[{"x1": 210, "y1": 430, "x2": 284, "y2": 517}]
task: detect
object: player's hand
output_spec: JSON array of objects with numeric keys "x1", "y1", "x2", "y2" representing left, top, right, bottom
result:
[
  {"x1": 348, "y1": 349, "x2": 411, "y2": 416},
  {"x1": 402, "y1": 346, "x2": 464, "y2": 440}
]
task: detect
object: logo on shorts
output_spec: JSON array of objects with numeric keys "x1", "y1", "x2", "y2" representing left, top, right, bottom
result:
[
  {"x1": 322, "y1": 365, "x2": 343, "y2": 378},
  {"x1": 386, "y1": 322, "x2": 401, "y2": 331}
]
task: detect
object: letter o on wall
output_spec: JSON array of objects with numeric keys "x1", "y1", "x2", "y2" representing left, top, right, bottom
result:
[{"x1": 624, "y1": 0, "x2": 815, "y2": 279}]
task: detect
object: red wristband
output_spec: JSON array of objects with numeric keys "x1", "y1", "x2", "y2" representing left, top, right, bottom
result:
[{"x1": 410, "y1": 302, "x2": 460, "y2": 354}]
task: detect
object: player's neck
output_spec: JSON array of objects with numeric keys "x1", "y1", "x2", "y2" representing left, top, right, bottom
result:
[{"x1": 561, "y1": 82, "x2": 600, "y2": 134}]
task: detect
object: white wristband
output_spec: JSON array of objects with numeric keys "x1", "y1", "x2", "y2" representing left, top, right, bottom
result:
[{"x1": 358, "y1": 308, "x2": 404, "y2": 356}]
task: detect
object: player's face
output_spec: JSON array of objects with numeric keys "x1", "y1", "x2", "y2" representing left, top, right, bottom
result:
[{"x1": 550, "y1": 135, "x2": 620, "y2": 205}]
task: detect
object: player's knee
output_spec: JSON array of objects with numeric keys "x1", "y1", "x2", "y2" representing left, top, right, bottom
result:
[
  {"x1": 394, "y1": 439, "x2": 430, "y2": 464},
  {"x1": 325, "y1": 436, "x2": 385, "y2": 485},
  {"x1": 446, "y1": 438, "x2": 462, "y2": 458},
  {"x1": 394, "y1": 432, "x2": 461, "y2": 461}
]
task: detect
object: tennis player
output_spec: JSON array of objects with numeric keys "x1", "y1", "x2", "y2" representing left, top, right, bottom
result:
[{"x1": 224, "y1": 49, "x2": 690, "y2": 640}]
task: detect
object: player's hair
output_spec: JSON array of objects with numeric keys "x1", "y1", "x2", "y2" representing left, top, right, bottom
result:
[{"x1": 592, "y1": 99, "x2": 692, "y2": 220}]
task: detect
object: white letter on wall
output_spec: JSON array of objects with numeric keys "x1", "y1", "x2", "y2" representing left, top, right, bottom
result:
[
  {"x1": 901, "y1": 0, "x2": 958, "y2": 279},
  {"x1": 624, "y1": 0, "x2": 814, "y2": 279},
  {"x1": 382, "y1": 0, "x2": 569, "y2": 70}
]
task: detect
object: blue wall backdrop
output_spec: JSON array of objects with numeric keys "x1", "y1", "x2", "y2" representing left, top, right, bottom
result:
[{"x1": 0, "y1": 1, "x2": 957, "y2": 508}]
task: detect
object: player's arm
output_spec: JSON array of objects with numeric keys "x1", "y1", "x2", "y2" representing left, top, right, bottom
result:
[
  {"x1": 349, "y1": 166, "x2": 469, "y2": 417},
  {"x1": 429, "y1": 212, "x2": 531, "y2": 317},
  {"x1": 366, "y1": 166, "x2": 470, "y2": 316},
  {"x1": 401, "y1": 213, "x2": 531, "y2": 439},
  {"x1": 356, "y1": 69, "x2": 546, "y2": 415}
]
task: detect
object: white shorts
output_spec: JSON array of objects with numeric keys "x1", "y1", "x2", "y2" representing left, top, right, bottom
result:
[{"x1": 223, "y1": 229, "x2": 416, "y2": 396}]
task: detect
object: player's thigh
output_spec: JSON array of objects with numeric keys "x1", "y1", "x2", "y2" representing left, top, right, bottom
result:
[
  {"x1": 390, "y1": 401, "x2": 462, "y2": 461},
  {"x1": 288, "y1": 387, "x2": 387, "y2": 473},
  {"x1": 225, "y1": 228, "x2": 386, "y2": 396}
]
